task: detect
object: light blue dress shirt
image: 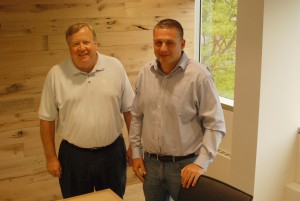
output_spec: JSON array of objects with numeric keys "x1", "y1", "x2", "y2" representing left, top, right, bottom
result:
[{"x1": 129, "y1": 52, "x2": 226, "y2": 170}]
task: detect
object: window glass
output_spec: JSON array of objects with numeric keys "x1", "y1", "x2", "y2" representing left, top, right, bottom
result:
[{"x1": 200, "y1": 0, "x2": 238, "y2": 100}]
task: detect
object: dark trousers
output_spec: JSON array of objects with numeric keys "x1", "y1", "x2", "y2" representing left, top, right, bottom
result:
[{"x1": 58, "y1": 135, "x2": 127, "y2": 199}]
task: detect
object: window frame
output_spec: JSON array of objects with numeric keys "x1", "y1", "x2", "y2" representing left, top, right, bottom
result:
[{"x1": 194, "y1": 0, "x2": 234, "y2": 111}]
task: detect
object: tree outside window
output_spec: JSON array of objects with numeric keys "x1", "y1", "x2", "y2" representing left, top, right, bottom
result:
[{"x1": 200, "y1": 0, "x2": 238, "y2": 100}]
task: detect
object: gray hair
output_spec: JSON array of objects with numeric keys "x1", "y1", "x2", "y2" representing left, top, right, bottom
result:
[{"x1": 65, "y1": 23, "x2": 97, "y2": 42}]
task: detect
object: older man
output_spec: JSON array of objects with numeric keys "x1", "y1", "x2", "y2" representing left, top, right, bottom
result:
[{"x1": 39, "y1": 23, "x2": 134, "y2": 198}]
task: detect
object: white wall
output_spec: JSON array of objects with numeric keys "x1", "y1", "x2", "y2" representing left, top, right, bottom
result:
[
  {"x1": 233, "y1": 0, "x2": 300, "y2": 200},
  {"x1": 230, "y1": 0, "x2": 264, "y2": 195},
  {"x1": 205, "y1": 0, "x2": 300, "y2": 200},
  {"x1": 255, "y1": 0, "x2": 300, "y2": 200}
]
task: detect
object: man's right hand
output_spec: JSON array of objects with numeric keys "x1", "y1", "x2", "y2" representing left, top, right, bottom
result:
[
  {"x1": 46, "y1": 158, "x2": 62, "y2": 178},
  {"x1": 132, "y1": 158, "x2": 146, "y2": 182}
]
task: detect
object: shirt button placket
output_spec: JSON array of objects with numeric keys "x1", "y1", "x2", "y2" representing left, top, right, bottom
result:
[{"x1": 87, "y1": 74, "x2": 92, "y2": 85}]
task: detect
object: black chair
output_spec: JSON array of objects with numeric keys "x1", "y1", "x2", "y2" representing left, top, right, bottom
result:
[{"x1": 178, "y1": 175, "x2": 253, "y2": 201}]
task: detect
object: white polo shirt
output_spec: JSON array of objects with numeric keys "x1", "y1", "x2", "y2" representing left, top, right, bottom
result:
[{"x1": 39, "y1": 52, "x2": 134, "y2": 148}]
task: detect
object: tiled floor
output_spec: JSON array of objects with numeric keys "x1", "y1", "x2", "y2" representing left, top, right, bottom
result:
[
  {"x1": 124, "y1": 166, "x2": 145, "y2": 201},
  {"x1": 123, "y1": 135, "x2": 145, "y2": 200},
  {"x1": 124, "y1": 182, "x2": 144, "y2": 201}
]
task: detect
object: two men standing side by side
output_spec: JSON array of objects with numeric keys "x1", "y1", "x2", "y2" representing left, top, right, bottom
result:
[
  {"x1": 129, "y1": 19, "x2": 226, "y2": 201},
  {"x1": 39, "y1": 19, "x2": 225, "y2": 201},
  {"x1": 39, "y1": 23, "x2": 134, "y2": 199}
]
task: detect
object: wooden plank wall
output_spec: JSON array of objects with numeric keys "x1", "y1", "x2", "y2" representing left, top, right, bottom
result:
[{"x1": 0, "y1": 0, "x2": 195, "y2": 200}]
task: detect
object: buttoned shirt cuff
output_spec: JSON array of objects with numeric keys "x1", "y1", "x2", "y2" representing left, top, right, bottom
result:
[
  {"x1": 193, "y1": 154, "x2": 212, "y2": 171},
  {"x1": 131, "y1": 147, "x2": 144, "y2": 159}
]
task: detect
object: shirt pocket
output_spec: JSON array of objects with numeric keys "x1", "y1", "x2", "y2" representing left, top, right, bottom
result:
[{"x1": 168, "y1": 87, "x2": 198, "y2": 124}]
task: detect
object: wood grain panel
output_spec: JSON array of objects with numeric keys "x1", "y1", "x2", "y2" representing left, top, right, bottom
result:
[
  {"x1": 0, "y1": 82, "x2": 43, "y2": 102},
  {"x1": 0, "y1": 3, "x2": 127, "y2": 21},
  {"x1": 0, "y1": 0, "x2": 140, "y2": 4},
  {"x1": 0, "y1": 163, "x2": 62, "y2": 200},
  {"x1": 0, "y1": 129, "x2": 25, "y2": 146},
  {"x1": 0, "y1": 17, "x2": 157, "y2": 38},
  {"x1": 0, "y1": 1, "x2": 194, "y2": 21},
  {"x1": 0, "y1": 36, "x2": 48, "y2": 53},
  {"x1": 0, "y1": 154, "x2": 45, "y2": 181},
  {"x1": 0, "y1": 0, "x2": 98, "y2": 4},
  {"x1": 0, "y1": 126, "x2": 61, "y2": 155},
  {"x1": 0, "y1": 98, "x2": 34, "y2": 116},
  {"x1": 33, "y1": 96, "x2": 41, "y2": 112},
  {"x1": 0, "y1": 126, "x2": 39, "y2": 146},
  {"x1": 0, "y1": 65, "x2": 49, "y2": 92},
  {"x1": 0, "y1": 50, "x2": 70, "y2": 68},
  {"x1": 0, "y1": 112, "x2": 39, "y2": 133},
  {"x1": 0, "y1": 65, "x2": 27, "y2": 85},
  {"x1": 125, "y1": 2, "x2": 194, "y2": 17},
  {"x1": 0, "y1": 143, "x2": 24, "y2": 160},
  {"x1": 25, "y1": 65, "x2": 53, "y2": 83},
  {"x1": 0, "y1": 179, "x2": 62, "y2": 201},
  {"x1": 0, "y1": 166, "x2": 52, "y2": 191},
  {"x1": 0, "y1": 20, "x2": 65, "y2": 37}
]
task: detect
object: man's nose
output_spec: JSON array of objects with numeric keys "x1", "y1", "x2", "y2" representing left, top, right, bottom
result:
[
  {"x1": 160, "y1": 43, "x2": 167, "y2": 51},
  {"x1": 78, "y1": 42, "x2": 85, "y2": 50}
]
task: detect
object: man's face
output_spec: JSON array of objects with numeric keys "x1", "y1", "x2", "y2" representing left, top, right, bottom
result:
[
  {"x1": 153, "y1": 28, "x2": 185, "y2": 70},
  {"x1": 67, "y1": 26, "x2": 99, "y2": 73}
]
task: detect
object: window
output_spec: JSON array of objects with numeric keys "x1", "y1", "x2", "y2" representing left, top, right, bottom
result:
[{"x1": 195, "y1": 0, "x2": 238, "y2": 105}]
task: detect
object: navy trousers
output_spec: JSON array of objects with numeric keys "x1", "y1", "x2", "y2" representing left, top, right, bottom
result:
[{"x1": 58, "y1": 135, "x2": 127, "y2": 198}]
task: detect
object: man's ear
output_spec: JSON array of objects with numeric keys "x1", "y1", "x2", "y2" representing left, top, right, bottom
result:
[
  {"x1": 181, "y1": 39, "x2": 186, "y2": 49},
  {"x1": 95, "y1": 42, "x2": 100, "y2": 50}
]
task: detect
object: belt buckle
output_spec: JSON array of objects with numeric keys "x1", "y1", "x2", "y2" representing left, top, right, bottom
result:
[{"x1": 90, "y1": 147, "x2": 101, "y2": 151}]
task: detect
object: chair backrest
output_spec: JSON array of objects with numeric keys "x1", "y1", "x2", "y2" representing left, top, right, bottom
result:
[{"x1": 177, "y1": 175, "x2": 253, "y2": 201}]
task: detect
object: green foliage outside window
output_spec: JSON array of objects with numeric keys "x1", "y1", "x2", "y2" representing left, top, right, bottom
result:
[{"x1": 201, "y1": 0, "x2": 238, "y2": 99}]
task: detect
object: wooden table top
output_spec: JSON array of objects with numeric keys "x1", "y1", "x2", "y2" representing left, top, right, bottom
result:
[{"x1": 56, "y1": 189, "x2": 122, "y2": 201}]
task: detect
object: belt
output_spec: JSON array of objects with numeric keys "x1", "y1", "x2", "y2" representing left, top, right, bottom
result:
[
  {"x1": 145, "y1": 152, "x2": 196, "y2": 162},
  {"x1": 63, "y1": 135, "x2": 121, "y2": 151}
]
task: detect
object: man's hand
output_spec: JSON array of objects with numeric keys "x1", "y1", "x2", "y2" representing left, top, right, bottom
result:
[
  {"x1": 132, "y1": 158, "x2": 147, "y2": 182},
  {"x1": 126, "y1": 146, "x2": 133, "y2": 165},
  {"x1": 181, "y1": 163, "x2": 204, "y2": 188},
  {"x1": 46, "y1": 158, "x2": 62, "y2": 178}
]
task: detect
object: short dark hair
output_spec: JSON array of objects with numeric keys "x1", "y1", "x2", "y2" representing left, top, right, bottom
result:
[
  {"x1": 153, "y1": 19, "x2": 184, "y2": 39},
  {"x1": 65, "y1": 23, "x2": 97, "y2": 42}
]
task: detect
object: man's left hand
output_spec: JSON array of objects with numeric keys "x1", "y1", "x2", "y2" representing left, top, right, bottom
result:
[{"x1": 181, "y1": 163, "x2": 204, "y2": 188}]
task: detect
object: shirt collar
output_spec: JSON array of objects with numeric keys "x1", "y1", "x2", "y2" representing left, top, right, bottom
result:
[
  {"x1": 151, "y1": 51, "x2": 189, "y2": 75},
  {"x1": 176, "y1": 51, "x2": 189, "y2": 70}
]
